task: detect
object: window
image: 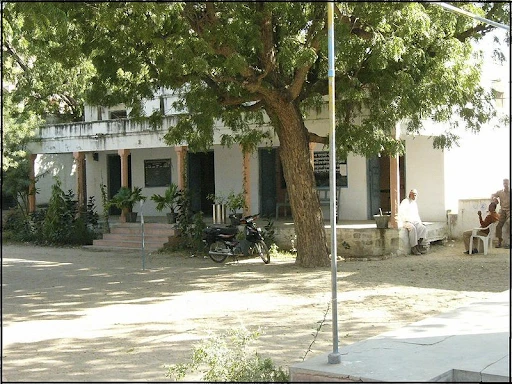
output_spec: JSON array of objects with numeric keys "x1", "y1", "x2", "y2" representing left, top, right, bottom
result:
[
  {"x1": 144, "y1": 159, "x2": 172, "y2": 187},
  {"x1": 313, "y1": 151, "x2": 348, "y2": 187}
]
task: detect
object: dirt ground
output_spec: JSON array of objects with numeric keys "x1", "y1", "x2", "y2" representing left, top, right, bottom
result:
[{"x1": 1, "y1": 240, "x2": 510, "y2": 382}]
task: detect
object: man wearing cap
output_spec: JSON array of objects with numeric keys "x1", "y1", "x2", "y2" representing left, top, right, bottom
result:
[{"x1": 398, "y1": 189, "x2": 428, "y2": 255}]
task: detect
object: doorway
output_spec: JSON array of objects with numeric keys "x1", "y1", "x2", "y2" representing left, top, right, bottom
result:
[
  {"x1": 107, "y1": 154, "x2": 132, "y2": 215},
  {"x1": 259, "y1": 148, "x2": 278, "y2": 217},
  {"x1": 367, "y1": 156, "x2": 405, "y2": 219},
  {"x1": 187, "y1": 151, "x2": 215, "y2": 215}
]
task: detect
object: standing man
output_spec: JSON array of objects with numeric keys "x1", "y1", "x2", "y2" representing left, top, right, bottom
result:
[
  {"x1": 398, "y1": 189, "x2": 428, "y2": 255},
  {"x1": 491, "y1": 178, "x2": 510, "y2": 248}
]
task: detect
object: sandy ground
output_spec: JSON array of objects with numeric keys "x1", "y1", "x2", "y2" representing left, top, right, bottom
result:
[{"x1": 1, "y1": 240, "x2": 510, "y2": 382}]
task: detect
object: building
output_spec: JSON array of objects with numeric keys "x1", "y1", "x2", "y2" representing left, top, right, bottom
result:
[{"x1": 25, "y1": 32, "x2": 509, "y2": 247}]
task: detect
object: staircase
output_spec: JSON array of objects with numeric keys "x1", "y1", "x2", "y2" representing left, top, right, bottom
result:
[{"x1": 89, "y1": 222, "x2": 177, "y2": 251}]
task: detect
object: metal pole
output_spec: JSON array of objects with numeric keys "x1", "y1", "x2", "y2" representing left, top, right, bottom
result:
[
  {"x1": 433, "y1": 2, "x2": 510, "y2": 31},
  {"x1": 140, "y1": 200, "x2": 145, "y2": 270},
  {"x1": 327, "y1": 1, "x2": 341, "y2": 365}
]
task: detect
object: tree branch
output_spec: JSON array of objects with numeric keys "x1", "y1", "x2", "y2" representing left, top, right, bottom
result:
[
  {"x1": 258, "y1": 3, "x2": 276, "y2": 80},
  {"x1": 308, "y1": 132, "x2": 328, "y2": 145},
  {"x1": 333, "y1": 5, "x2": 374, "y2": 41},
  {"x1": 3, "y1": 40, "x2": 30, "y2": 72},
  {"x1": 288, "y1": 15, "x2": 327, "y2": 101}
]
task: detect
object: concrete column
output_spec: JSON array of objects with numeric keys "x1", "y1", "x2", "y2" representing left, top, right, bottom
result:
[
  {"x1": 389, "y1": 125, "x2": 400, "y2": 229},
  {"x1": 117, "y1": 149, "x2": 130, "y2": 223},
  {"x1": 389, "y1": 157, "x2": 400, "y2": 229},
  {"x1": 118, "y1": 149, "x2": 130, "y2": 188},
  {"x1": 73, "y1": 152, "x2": 86, "y2": 210},
  {"x1": 174, "y1": 146, "x2": 188, "y2": 190},
  {"x1": 28, "y1": 154, "x2": 37, "y2": 213},
  {"x1": 243, "y1": 151, "x2": 251, "y2": 216}
]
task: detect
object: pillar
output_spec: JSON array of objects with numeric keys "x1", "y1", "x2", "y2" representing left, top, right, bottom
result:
[
  {"x1": 117, "y1": 149, "x2": 130, "y2": 222},
  {"x1": 389, "y1": 125, "x2": 400, "y2": 229},
  {"x1": 28, "y1": 154, "x2": 37, "y2": 213},
  {"x1": 118, "y1": 149, "x2": 130, "y2": 188},
  {"x1": 174, "y1": 146, "x2": 188, "y2": 190}
]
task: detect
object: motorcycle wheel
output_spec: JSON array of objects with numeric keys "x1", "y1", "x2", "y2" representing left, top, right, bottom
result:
[
  {"x1": 208, "y1": 241, "x2": 230, "y2": 263},
  {"x1": 253, "y1": 241, "x2": 270, "y2": 264}
]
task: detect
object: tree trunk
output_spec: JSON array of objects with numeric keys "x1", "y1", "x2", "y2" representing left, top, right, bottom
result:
[{"x1": 268, "y1": 100, "x2": 330, "y2": 268}]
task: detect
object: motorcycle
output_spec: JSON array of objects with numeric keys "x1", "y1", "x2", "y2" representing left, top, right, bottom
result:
[{"x1": 202, "y1": 213, "x2": 270, "y2": 264}]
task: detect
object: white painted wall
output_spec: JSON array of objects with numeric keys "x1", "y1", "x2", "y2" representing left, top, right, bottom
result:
[
  {"x1": 403, "y1": 135, "x2": 446, "y2": 222},
  {"x1": 213, "y1": 144, "x2": 244, "y2": 199},
  {"x1": 34, "y1": 153, "x2": 76, "y2": 206},
  {"x1": 448, "y1": 198, "x2": 492, "y2": 239},
  {"x1": 339, "y1": 154, "x2": 368, "y2": 220},
  {"x1": 130, "y1": 147, "x2": 177, "y2": 215}
]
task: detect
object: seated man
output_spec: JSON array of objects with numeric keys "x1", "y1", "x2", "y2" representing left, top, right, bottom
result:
[
  {"x1": 462, "y1": 202, "x2": 499, "y2": 254},
  {"x1": 398, "y1": 189, "x2": 427, "y2": 255}
]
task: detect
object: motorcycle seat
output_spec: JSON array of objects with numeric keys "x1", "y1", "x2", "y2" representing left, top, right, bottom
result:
[{"x1": 204, "y1": 226, "x2": 238, "y2": 236}]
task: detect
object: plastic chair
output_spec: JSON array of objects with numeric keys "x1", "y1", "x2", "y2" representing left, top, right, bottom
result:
[{"x1": 469, "y1": 222, "x2": 498, "y2": 255}]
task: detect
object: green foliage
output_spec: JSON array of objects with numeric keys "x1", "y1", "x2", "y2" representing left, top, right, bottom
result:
[
  {"x1": 3, "y1": 178, "x2": 99, "y2": 245},
  {"x1": 6, "y1": 2, "x2": 508, "y2": 154},
  {"x1": 3, "y1": 3, "x2": 93, "y2": 121},
  {"x1": 150, "y1": 183, "x2": 180, "y2": 213},
  {"x1": 166, "y1": 327, "x2": 289, "y2": 382},
  {"x1": 206, "y1": 193, "x2": 226, "y2": 205},
  {"x1": 109, "y1": 186, "x2": 146, "y2": 211},
  {"x1": 4, "y1": 2, "x2": 509, "y2": 266},
  {"x1": 86, "y1": 196, "x2": 100, "y2": 230},
  {"x1": 99, "y1": 183, "x2": 110, "y2": 233},
  {"x1": 225, "y1": 190, "x2": 246, "y2": 214},
  {"x1": 171, "y1": 189, "x2": 207, "y2": 252},
  {"x1": 42, "y1": 180, "x2": 75, "y2": 243}
]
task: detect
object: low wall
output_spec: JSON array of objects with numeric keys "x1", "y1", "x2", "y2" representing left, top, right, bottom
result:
[{"x1": 274, "y1": 221, "x2": 447, "y2": 259}]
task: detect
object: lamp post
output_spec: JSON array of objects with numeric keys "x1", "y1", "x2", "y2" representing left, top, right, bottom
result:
[{"x1": 327, "y1": 1, "x2": 341, "y2": 365}]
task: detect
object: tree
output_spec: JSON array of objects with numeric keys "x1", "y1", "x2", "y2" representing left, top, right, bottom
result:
[{"x1": 3, "y1": 2, "x2": 509, "y2": 267}]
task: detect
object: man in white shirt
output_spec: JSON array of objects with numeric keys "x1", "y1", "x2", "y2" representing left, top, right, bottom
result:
[{"x1": 398, "y1": 189, "x2": 427, "y2": 255}]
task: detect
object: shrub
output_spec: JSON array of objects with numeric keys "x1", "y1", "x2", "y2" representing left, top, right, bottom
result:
[
  {"x1": 5, "y1": 177, "x2": 99, "y2": 245},
  {"x1": 166, "y1": 327, "x2": 289, "y2": 382}
]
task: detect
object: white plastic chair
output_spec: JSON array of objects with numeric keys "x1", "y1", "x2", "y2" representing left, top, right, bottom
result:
[{"x1": 469, "y1": 222, "x2": 498, "y2": 255}]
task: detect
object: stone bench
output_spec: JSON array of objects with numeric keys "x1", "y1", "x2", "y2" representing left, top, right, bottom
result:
[
  {"x1": 272, "y1": 220, "x2": 447, "y2": 259},
  {"x1": 398, "y1": 221, "x2": 447, "y2": 255}
]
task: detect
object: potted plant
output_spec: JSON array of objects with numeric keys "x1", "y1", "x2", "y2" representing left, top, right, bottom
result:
[
  {"x1": 150, "y1": 183, "x2": 180, "y2": 224},
  {"x1": 109, "y1": 186, "x2": 146, "y2": 223},
  {"x1": 226, "y1": 190, "x2": 246, "y2": 225},
  {"x1": 207, "y1": 193, "x2": 226, "y2": 224}
]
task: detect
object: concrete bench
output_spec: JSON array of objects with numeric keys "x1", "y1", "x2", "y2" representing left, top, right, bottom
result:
[{"x1": 399, "y1": 221, "x2": 447, "y2": 255}]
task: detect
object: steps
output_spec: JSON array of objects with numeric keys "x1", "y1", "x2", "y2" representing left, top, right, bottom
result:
[{"x1": 89, "y1": 222, "x2": 177, "y2": 251}]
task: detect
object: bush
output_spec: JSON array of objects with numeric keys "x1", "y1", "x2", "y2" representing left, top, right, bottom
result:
[
  {"x1": 166, "y1": 327, "x2": 289, "y2": 382},
  {"x1": 4, "y1": 177, "x2": 99, "y2": 246},
  {"x1": 170, "y1": 189, "x2": 207, "y2": 253}
]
